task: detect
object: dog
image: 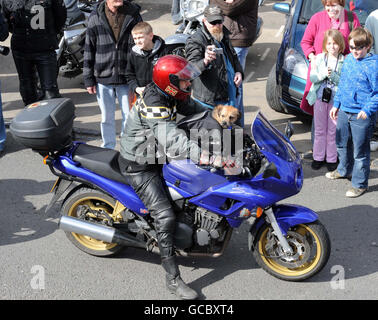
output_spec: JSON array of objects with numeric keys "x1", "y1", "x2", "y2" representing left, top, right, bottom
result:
[{"x1": 211, "y1": 104, "x2": 241, "y2": 128}]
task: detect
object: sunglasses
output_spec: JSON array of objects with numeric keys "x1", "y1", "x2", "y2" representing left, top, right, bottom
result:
[
  {"x1": 349, "y1": 45, "x2": 365, "y2": 51},
  {"x1": 209, "y1": 20, "x2": 223, "y2": 26}
]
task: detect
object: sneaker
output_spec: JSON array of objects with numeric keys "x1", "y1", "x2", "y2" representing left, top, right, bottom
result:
[
  {"x1": 346, "y1": 187, "x2": 367, "y2": 198},
  {"x1": 311, "y1": 160, "x2": 324, "y2": 170},
  {"x1": 325, "y1": 170, "x2": 344, "y2": 179},
  {"x1": 326, "y1": 162, "x2": 338, "y2": 172},
  {"x1": 371, "y1": 140, "x2": 378, "y2": 152}
]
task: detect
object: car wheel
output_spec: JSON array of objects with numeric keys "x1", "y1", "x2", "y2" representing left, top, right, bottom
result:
[{"x1": 266, "y1": 64, "x2": 285, "y2": 113}]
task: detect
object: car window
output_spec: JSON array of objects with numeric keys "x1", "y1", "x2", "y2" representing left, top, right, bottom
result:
[{"x1": 299, "y1": 0, "x2": 376, "y2": 25}]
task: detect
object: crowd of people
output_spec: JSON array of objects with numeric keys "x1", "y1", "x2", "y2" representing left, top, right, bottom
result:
[
  {"x1": 300, "y1": 0, "x2": 377, "y2": 198},
  {"x1": 0, "y1": 0, "x2": 377, "y2": 300}
]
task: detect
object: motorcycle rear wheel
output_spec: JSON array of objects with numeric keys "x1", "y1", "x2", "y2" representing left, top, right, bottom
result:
[
  {"x1": 252, "y1": 222, "x2": 330, "y2": 281},
  {"x1": 62, "y1": 187, "x2": 124, "y2": 256}
]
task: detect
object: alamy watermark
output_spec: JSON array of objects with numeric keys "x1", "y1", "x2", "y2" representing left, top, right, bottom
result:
[
  {"x1": 30, "y1": 5, "x2": 45, "y2": 30},
  {"x1": 30, "y1": 265, "x2": 45, "y2": 290},
  {"x1": 330, "y1": 265, "x2": 345, "y2": 290},
  {"x1": 27, "y1": 264, "x2": 346, "y2": 293},
  {"x1": 131, "y1": 125, "x2": 244, "y2": 175}
]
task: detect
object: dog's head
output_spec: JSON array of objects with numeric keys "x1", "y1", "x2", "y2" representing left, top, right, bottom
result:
[{"x1": 212, "y1": 104, "x2": 241, "y2": 128}]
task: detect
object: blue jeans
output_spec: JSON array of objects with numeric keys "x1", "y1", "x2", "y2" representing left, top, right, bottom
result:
[
  {"x1": 336, "y1": 109, "x2": 375, "y2": 189},
  {"x1": 234, "y1": 47, "x2": 249, "y2": 127},
  {"x1": 0, "y1": 81, "x2": 6, "y2": 151},
  {"x1": 96, "y1": 83, "x2": 130, "y2": 149}
]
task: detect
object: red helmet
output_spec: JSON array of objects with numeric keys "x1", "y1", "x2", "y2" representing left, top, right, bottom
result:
[{"x1": 152, "y1": 55, "x2": 200, "y2": 101}]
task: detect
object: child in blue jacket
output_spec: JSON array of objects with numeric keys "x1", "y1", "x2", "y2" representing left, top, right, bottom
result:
[{"x1": 327, "y1": 27, "x2": 378, "y2": 198}]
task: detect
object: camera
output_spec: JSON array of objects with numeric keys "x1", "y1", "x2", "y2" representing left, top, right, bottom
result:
[
  {"x1": 0, "y1": 45, "x2": 10, "y2": 56},
  {"x1": 321, "y1": 87, "x2": 332, "y2": 103},
  {"x1": 212, "y1": 47, "x2": 223, "y2": 55}
]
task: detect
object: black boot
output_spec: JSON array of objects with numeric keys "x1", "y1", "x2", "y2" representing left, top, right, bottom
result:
[
  {"x1": 44, "y1": 88, "x2": 62, "y2": 100},
  {"x1": 161, "y1": 256, "x2": 198, "y2": 300}
]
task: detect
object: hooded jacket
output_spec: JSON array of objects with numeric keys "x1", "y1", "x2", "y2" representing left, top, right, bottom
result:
[
  {"x1": 125, "y1": 35, "x2": 168, "y2": 94},
  {"x1": 333, "y1": 52, "x2": 378, "y2": 117},
  {"x1": 83, "y1": 0, "x2": 142, "y2": 87}
]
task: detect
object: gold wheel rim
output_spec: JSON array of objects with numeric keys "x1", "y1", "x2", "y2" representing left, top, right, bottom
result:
[
  {"x1": 258, "y1": 224, "x2": 322, "y2": 277},
  {"x1": 68, "y1": 196, "x2": 118, "y2": 251}
]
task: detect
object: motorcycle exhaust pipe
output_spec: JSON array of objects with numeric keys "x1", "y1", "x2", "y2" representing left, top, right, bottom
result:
[{"x1": 59, "y1": 216, "x2": 147, "y2": 249}]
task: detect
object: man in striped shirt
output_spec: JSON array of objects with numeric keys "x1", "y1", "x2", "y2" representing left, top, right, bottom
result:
[{"x1": 83, "y1": 0, "x2": 142, "y2": 149}]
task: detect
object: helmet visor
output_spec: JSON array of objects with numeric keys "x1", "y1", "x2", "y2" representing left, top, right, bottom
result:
[{"x1": 174, "y1": 62, "x2": 201, "y2": 82}]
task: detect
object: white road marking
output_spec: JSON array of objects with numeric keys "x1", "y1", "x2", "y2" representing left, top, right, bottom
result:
[
  {"x1": 260, "y1": 48, "x2": 271, "y2": 61},
  {"x1": 275, "y1": 25, "x2": 285, "y2": 37}
]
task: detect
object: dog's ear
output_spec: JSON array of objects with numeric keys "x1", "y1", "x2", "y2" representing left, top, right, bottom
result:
[
  {"x1": 211, "y1": 106, "x2": 218, "y2": 118},
  {"x1": 214, "y1": 105, "x2": 223, "y2": 117},
  {"x1": 218, "y1": 105, "x2": 224, "y2": 117},
  {"x1": 236, "y1": 110, "x2": 241, "y2": 120}
]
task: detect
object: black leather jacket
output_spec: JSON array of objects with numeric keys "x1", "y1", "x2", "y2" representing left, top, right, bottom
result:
[
  {"x1": 2, "y1": 0, "x2": 66, "y2": 53},
  {"x1": 119, "y1": 82, "x2": 206, "y2": 165}
]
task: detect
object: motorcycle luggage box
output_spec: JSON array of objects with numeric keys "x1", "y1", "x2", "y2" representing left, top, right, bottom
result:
[{"x1": 10, "y1": 98, "x2": 75, "y2": 152}]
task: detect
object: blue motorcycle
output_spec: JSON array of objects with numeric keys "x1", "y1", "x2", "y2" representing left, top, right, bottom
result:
[{"x1": 10, "y1": 98, "x2": 330, "y2": 281}]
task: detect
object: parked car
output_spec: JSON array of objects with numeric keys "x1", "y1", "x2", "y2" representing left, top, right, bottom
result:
[{"x1": 266, "y1": 0, "x2": 376, "y2": 117}]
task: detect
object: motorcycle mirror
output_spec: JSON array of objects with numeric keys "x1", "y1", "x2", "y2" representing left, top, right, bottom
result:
[
  {"x1": 262, "y1": 161, "x2": 281, "y2": 180},
  {"x1": 284, "y1": 120, "x2": 294, "y2": 140}
]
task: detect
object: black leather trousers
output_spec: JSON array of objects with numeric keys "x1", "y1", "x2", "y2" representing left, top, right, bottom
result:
[
  {"x1": 122, "y1": 164, "x2": 176, "y2": 259},
  {"x1": 12, "y1": 50, "x2": 61, "y2": 105}
]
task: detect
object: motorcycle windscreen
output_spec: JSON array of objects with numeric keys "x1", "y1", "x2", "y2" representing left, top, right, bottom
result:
[{"x1": 251, "y1": 112, "x2": 299, "y2": 162}]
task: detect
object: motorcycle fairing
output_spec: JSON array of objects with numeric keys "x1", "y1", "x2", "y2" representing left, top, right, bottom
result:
[
  {"x1": 163, "y1": 159, "x2": 228, "y2": 196},
  {"x1": 251, "y1": 112, "x2": 303, "y2": 194},
  {"x1": 248, "y1": 204, "x2": 319, "y2": 250}
]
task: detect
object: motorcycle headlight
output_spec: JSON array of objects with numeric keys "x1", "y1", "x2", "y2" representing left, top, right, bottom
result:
[
  {"x1": 181, "y1": 0, "x2": 209, "y2": 20},
  {"x1": 282, "y1": 48, "x2": 308, "y2": 79}
]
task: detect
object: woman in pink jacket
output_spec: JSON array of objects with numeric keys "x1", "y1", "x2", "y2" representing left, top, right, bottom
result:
[{"x1": 300, "y1": 0, "x2": 360, "y2": 115}]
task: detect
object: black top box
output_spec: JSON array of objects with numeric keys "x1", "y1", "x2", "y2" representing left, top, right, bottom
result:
[{"x1": 10, "y1": 98, "x2": 75, "y2": 152}]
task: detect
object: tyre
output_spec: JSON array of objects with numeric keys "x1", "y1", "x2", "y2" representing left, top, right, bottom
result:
[
  {"x1": 61, "y1": 187, "x2": 124, "y2": 256},
  {"x1": 252, "y1": 221, "x2": 331, "y2": 281},
  {"x1": 266, "y1": 64, "x2": 285, "y2": 113}
]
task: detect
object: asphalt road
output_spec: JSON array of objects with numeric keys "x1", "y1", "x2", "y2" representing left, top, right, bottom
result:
[{"x1": 0, "y1": 0, "x2": 377, "y2": 302}]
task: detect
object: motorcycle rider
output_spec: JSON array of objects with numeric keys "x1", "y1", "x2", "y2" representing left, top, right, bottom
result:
[
  {"x1": 1, "y1": 0, "x2": 67, "y2": 106},
  {"x1": 118, "y1": 55, "x2": 207, "y2": 300}
]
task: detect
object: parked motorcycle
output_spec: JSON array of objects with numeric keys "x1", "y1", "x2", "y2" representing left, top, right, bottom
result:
[
  {"x1": 57, "y1": 0, "x2": 99, "y2": 78},
  {"x1": 10, "y1": 98, "x2": 331, "y2": 281},
  {"x1": 166, "y1": 0, "x2": 264, "y2": 56}
]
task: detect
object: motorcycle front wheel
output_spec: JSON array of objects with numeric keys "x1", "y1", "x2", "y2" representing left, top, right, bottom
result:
[
  {"x1": 61, "y1": 187, "x2": 124, "y2": 256},
  {"x1": 252, "y1": 222, "x2": 331, "y2": 281}
]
